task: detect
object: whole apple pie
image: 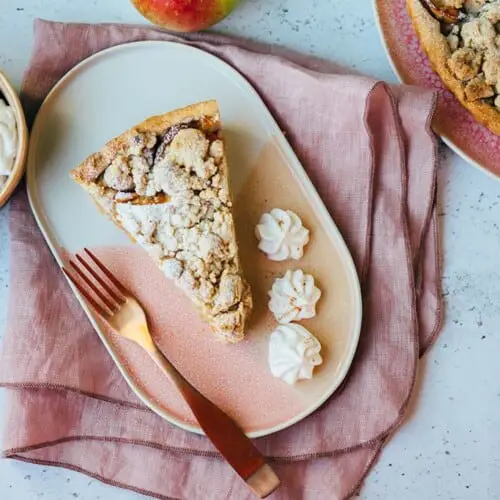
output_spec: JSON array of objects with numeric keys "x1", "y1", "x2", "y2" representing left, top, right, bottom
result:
[
  {"x1": 71, "y1": 100, "x2": 252, "y2": 343},
  {"x1": 408, "y1": 0, "x2": 500, "y2": 134}
]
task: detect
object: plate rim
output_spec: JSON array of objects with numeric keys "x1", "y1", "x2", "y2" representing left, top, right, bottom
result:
[
  {"x1": 372, "y1": 0, "x2": 500, "y2": 181},
  {"x1": 26, "y1": 40, "x2": 363, "y2": 438}
]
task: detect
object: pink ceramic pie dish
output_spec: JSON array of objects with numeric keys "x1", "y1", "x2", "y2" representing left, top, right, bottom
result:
[{"x1": 374, "y1": 0, "x2": 500, "y2": 179}]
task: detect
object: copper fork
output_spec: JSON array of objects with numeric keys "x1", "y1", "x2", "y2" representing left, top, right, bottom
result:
[{"x1": 63, "y1": 248, "x2": 280, "y2": 499}]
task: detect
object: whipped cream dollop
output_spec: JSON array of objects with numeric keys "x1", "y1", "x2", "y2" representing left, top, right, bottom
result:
[
  {"x1": 0, "y1": 98, "x2": 17, "y2": 191},
  {"x1": 268, "y1": 323, "x2": 323, "y2": 385},
  {"x1": 255, "y1": 209, "x2": 309, "y2": 261},
  {"x1": 269, "y1": 269, "x2": 321, "y2": 324}
]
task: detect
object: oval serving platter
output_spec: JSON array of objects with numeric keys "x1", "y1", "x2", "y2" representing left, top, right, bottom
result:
[
  {"x1": 374, "y1": 0, "x2": 500, "y2": 179},
  {"x1": 26, "y1": 41, "x2": 363, "y2": 438}
]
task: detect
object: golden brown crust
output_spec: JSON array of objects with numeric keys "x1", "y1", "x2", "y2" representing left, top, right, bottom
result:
[
  {"x1": 407, "y1": 0, "x2": 500, "y2": 134},
  {"x1": 71, "y1": 100, "x2": 219, "y2": 184}
]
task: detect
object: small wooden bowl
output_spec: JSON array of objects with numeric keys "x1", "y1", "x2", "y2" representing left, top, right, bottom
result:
[{"x1": 0, "y1": 70, "x2": 28, "y2": 208}]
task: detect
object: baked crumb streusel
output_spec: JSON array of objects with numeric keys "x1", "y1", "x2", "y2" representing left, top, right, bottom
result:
[
  {"x1": 408, "y1": 0, "x2": 500, "y2": 134},
  {"x1": 71, "y1": 101, "x2": 252, "y2": 343}
]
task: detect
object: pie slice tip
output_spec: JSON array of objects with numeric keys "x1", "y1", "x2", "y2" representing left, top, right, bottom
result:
[{"x1": 71, "y1": 100, "x2": 252, "y2": 343}]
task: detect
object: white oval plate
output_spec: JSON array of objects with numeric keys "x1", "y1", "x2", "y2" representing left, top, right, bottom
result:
[{"x1": 26, "y1": 41, "x2": 363, "y2": 438}]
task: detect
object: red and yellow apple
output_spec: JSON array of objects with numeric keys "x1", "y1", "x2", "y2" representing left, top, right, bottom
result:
[{"x1": 131, "y1": 0, "x2": 242, "y2": 33}]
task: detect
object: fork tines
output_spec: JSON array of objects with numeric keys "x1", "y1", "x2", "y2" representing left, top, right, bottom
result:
[{"x1": 63, "y1": 248, "x2": 127, "y2": 318}]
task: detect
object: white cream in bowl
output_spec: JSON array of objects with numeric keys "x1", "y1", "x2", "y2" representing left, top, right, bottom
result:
[{"x1": 0, "y1": 97, "x2": 18, "y2": 191}]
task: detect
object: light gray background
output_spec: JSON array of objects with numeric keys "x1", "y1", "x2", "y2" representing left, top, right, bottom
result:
[{"x1": 0, "y1": 1, "x2": 499, "y2": 499}]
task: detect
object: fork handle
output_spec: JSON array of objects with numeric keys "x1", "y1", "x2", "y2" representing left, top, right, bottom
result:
[{"x1": 148, "y1": 347, "x2": 280, "y2": 498}]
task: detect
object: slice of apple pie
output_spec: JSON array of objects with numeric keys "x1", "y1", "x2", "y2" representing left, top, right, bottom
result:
[{"x1": 71, "y1": 101, "x2": 252, "y2": 343}]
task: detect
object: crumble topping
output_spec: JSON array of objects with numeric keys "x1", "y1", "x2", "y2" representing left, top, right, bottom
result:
[
  {"x1": 94, "y1": 121, "x2": 250, "y2": 342},
  {"x1": 434, "y1": 0, "x2": 500, "y2": 107},
  {"x1": 464, "y1": 0, "x2": 488, "y2": 13},
  {"x1": 464, "y1": 75, "x2": 495, "y2": 99},
  {"x1": 103, "y1": 156, "x2": 134, "y2": 191},
  {"x1": 447, "y1": 47, "x2": 482, "y2": 79},
  {"x1": 460, "y1": 16, "x2": 495, "y2": 48}
]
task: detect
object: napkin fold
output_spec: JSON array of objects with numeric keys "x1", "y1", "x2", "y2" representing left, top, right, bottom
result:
[{"x1": 0, "y1": 19, "x2": 442, "y2": 500}]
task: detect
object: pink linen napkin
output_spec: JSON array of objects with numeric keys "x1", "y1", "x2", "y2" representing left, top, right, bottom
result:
[{"x1": 0, "y1": 19, "x2": 442, "y2": 499}]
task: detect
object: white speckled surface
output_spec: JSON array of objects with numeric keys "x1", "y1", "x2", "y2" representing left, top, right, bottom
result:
[{"x1": 0, "y1": 1, "x2": 499, "y2": 499}]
